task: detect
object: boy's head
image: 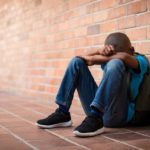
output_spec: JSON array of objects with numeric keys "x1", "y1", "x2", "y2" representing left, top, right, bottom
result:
[{"x1": 105, "y1": 32, "x2": 134, "y2": 54}]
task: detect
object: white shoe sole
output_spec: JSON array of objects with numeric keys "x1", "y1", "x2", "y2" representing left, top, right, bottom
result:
[
  {"x1": 73, "y1": 127, "x2": 104, "y2": 137},
  {"x1": 35, "y1": 120, "x2": 72, "y2": 129}
]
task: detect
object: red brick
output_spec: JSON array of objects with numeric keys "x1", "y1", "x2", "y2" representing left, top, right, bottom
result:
[
  {"x1": 34, "y1": 0, "x2": 42, "y2": 6},
  {"x1": 30, "y1": 69, "x2": 46, "y2": 76},
  {"x1": 73, "y1": 37, "x2": 93, "y2": 47},
  {"x1": 92, "y1": 34, "x2": 107, "y2": 45},
  {"x1": 0, "y1": 0, "x2": 150, "y2": 101},
  {"x1": 136, "y1": 12, "x2": 150, "y2": 26},
  {"x1": 68, "y1": 0, "x2": 93, "y2": 10},
  {"x1": 100, "y1": 0, "x2": 119, "y2": 10},
  {"x1": 126, "y1": 27, "x2": 147, "y2": 41},
  {"x1": 30, "y1": 84, "x2": 46, "y2": 91},
  {"x1": 148, "y1": 0, "x2": 150, "y2": 10},
  {"x1": 118, "y1": 15, "x2": 136, "y2": 29},
  {"x1": 86, "y1": 1, "x2": 101, "y2": 13},
  {"x1": 118, "y1": 0, "x2": 135, "y2": 4},
  {"x1": 29, "y1": 61, "x2": 47, "y2": 68},
  {"x1": 29, "y1": 77, "x2": 45, "y2": 84},
  {"x1": 87, "y1": 24, "x2": 100, "y2": 35},
  {"x1": 135, "y1": 42, "x2": 150, "y2": 54},
  {"x1": 147, "y1": 27, "x2": 150, "y2": 39},
  {"x1": 93, "y1": 11, "x2": 108, "y2": 23},
  {"x1": 108, "y1": 6, "x2": 126, "y2": 19},
  {"x1": 74, "y1": 26, "x2": 87, "y2": 37},
  {"x1": 86, "y1": 0, "x2": 119, "y2": 13},
  {"x1": 45, "y1": 78, "x2": 61, "y2": 85},
  {"x1": 100, "y1": 21, "x2": 118, "y2": 33},
  {"x1": 58, "y1": 21, "x2": 69, "y2": 32},
  {"x1": 79, "y1": 15, "x2": 93, "y2": 26},
  {"x1": 45, "y1": 85, "x2": 58, "y2": 94},
  {"x1": 127, "y1": 0, "x2": 147, "y2": 15}
]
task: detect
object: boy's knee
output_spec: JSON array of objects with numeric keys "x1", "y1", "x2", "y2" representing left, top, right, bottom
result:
[
  {"x1": 106, "y1": 59, "x2": 125, "y2": 72},
  {"x1": 70, "y1": 56, "x2": 85, "y2": 67}
]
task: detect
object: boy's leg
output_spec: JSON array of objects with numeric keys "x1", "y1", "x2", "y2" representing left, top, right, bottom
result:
[
  {"x1": 36, "y1": 57, "x2": 98, "y2": 128},
  {"x1": 90, "y1": 59, "x2": 129, "y2": 127},
  {"x1": 56, "y1": 56, "x2": 98, "y2": 115},
  {"x1": 74, "y1": 59, "x2": 129, "y2": 137}
]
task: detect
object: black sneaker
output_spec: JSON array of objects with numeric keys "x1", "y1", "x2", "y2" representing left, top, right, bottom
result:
[
  {"x1": 73, "y1": 116, "x2": 104, "y2": 137},
  {"x1": 36, "y1": 109, "x2": 72, "y2": 129}
]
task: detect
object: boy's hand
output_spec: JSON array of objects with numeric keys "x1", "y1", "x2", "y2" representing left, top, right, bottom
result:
[
  {"x1": 76, "y1": 56, "x2": 94, "y2": 66},
  {"x1": 100, "y1": 45, "x2": 116, "y2": 56}
]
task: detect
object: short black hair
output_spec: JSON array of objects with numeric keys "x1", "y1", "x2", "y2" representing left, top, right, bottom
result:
[{"x1": 105, "y1": 32, "x2": 131, "y2": 53}]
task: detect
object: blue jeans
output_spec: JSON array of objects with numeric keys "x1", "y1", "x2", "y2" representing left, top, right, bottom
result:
[{"x1": 56, "y1": 57, "x2": 129, "y2": 127}]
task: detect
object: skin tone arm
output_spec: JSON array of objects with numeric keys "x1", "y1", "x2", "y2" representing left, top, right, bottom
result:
[
  {"x1": 78, "y1": 45, "x2": 139, "y2": 70},
  {"x1": 91, "y1": 53, "x2": 139, "y2": 69},
  {"x1": 86, "y1": 45, "x2": 116, "y2": 56}
]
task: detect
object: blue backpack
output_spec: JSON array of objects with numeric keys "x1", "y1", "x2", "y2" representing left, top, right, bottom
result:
[{"x1": 128, "y1": 54, "x2": 150, "y2": 126}]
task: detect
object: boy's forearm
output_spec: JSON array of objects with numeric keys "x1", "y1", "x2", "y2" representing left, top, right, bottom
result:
[
  {"x1": 109, "y1": 53, "x2": 139, "y2": 69},
  {"x1": 91, "y1": 53, "x2": 139, "y2": 69},
  {"x1": 86, "y1": 49, "x2": 100, "y2": 56},
  {"x1": 91, "y1": 55, "x2": 110, "y2": 64}
]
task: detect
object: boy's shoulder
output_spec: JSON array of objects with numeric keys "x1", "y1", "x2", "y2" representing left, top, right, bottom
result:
[
  {"x1": 131, "y1": 52, "x2": 149, "y2": 75},
  {"x1": 133, "y1": 52, "x2": 148, "y2": 62}
]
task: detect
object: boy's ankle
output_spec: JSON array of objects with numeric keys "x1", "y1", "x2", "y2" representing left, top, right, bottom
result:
[
  {"x1": 91, "y1": 107, "x2": 103, "y2": 119},
  {"x1": 58, "y1": 104, "x2": 70, "y2": 115}
]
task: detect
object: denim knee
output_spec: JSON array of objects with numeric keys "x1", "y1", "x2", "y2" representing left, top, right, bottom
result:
[
  {"x1": 69, "y1": 56, "x2": 85, "y2": 68},
  {"x1": 106, "y1": 59, "x2": 126, "y2": 73}
]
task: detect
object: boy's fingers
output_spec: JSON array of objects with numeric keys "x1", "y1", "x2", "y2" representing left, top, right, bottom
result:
[
  {"x1": 109, "y1": 45, "x2": 116, "y2": 54},
  {"x1": 105, "y1": 45, "x2": 113, "y2": 55},
  {"x1": 106, "y1": 45, "x2": 111, "y2": 51},
  {"x1": 109, "y1": 45, "x2": 114, "y2": 50},
  {"x1": 101, "y1": 47, "x2": 107, "y2": 55},
  {"x1": 104, "y1": 47, "x2": 109, "y2": 55}
]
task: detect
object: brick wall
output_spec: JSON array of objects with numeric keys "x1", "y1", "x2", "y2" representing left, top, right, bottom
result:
[{"x1": 0, "y1": 0, "x2": 149, "y2": 104}]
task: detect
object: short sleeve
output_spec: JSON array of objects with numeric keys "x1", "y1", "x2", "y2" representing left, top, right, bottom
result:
[{"x1": 131, "y1": 55, "x2": 149, "y2": 75}]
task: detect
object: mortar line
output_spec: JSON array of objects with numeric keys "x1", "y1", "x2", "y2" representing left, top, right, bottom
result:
[
  {"x1": 0, "y1": 107, "x2": 90, "y2": 150},
  {"x1": 0, "y1": 124, "x2": 39, "y2": 150},
  {"x1": 103, "y1": 135, "x2": 143, "y2": 150},
  {"x1": 12, "y1": 103, "x2": 146, "y2": 150}
]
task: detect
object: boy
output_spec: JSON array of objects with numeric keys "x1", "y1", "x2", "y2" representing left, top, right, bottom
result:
[{"x1": 36, "y1": 32, "x2": 149, "y2": 137}]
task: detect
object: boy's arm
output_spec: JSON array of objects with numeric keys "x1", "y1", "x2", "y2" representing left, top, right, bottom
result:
[
  {"x1": 85, "y1": 49, "x2": 100, "y2": 56},
  {"x1": 86, "y1": 45, "x2": 115, "y2": 56},
  {"x1": 77, "y1": 55, "x2": 109, "y2": 66},
  {"x1": 109, "y1": 52, "x2": 139, "y2": 69},
  {"x1": 80, "y1": 52, "x2": 139, "y2": 70}
]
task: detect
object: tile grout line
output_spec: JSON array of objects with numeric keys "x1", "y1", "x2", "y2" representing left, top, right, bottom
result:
[
  {"x1": 27, "y1": 102, "x2": 150, "y2": 138},
  {"x1": 0, "y1": 124, "x2": 39, "y2": 150},
  {"x1": 14, "y1": 103, "x2": 82, "y2": 118},
  {"x1": 45, "y1": 129, "x2": 91, "y2": 150},
  {"x1": 103, "y1": 135, "x2": 143, "y2": 150},
  {"x1": 0, "y1": 107, "x2": 90, "y2": 150},
  {"x1": 125, "y1": 129, "x2": 150, "y2": 139},
  {"x1": 17, "y1": 100, "x2": 84, "y2": 118},
  {"x1": 104, "y1": 131, "x2": 132, "y2": 135},
  {"x1": 14, "y1": 103, "x2": 150, "y2": 137},
  {"x1": 13, "y1": 103, "x2": 145, "y2": 150},
  {"x1": 4, "y1": 101, "x2": 150, "y2": 150},
  {"x1": 13, "y1": 104, "x2": 91, "y2": 150}
]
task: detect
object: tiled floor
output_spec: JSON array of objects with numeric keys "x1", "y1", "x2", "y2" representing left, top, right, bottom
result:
[{"x1": 0, "y1": 93, "x2": 150, "y2": 150}]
